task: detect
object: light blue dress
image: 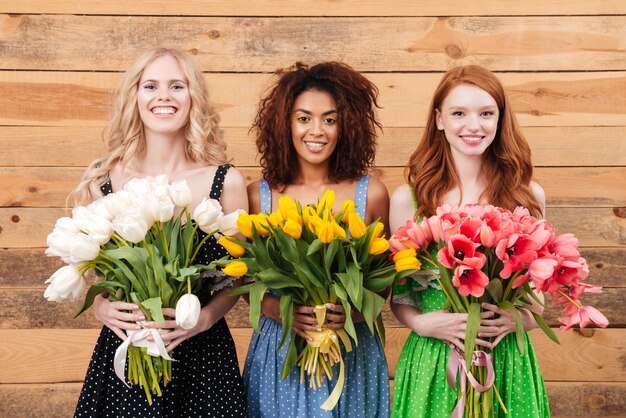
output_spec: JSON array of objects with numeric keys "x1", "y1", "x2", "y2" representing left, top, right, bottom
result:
[{"x1": 243, "y1": 177, "x2": 390, "y2": 417}]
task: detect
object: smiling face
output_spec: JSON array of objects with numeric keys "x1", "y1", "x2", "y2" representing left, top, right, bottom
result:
[
  {"x1": 290, "y1": 89, "x2": 339, "y2": 168},
  {"x1": 435, "y1": 83, "x2": 499, "y2": 159},
  {"x1": 137, "y1": 54, "x2": 191, "y2": 138}
]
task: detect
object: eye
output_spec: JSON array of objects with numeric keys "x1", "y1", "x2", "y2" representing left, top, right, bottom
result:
[
  {"x1": 452, "y1": 111, "x2": 464, "y2": 117},
  {"x1": 323, "y1": 116, "x2": 337, "y2": 124},
  {"x1": 481, "y1": 111, "x2": 495, "y2": 117},
  {"x1": 171, "y1": 83, "x2": 186, "y2": 91},
  {"x1": 296, "y1": 115, "x2": 310, "y2": 123},
  {"x1": 143, "y1": 83, "x2": 157, "y2": 90}
]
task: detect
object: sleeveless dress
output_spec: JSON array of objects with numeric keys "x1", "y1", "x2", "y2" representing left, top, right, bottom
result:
[
  {"x1": 74, "y1": 165, "x2": 248, "y2": 418},
  {"x1": 243, "y1": 177, "x2": 390, "y2": 418},
  {"x1": 391, "y1": 196, "x2": 550, "y2": 417}
]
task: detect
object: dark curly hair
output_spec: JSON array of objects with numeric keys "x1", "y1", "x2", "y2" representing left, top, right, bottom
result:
[{"x1": 252, "y1": 62, "x2": 381, "y2": 189}]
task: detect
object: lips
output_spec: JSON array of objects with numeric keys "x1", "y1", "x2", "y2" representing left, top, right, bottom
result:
[
  {"x1": 303, "y1": 141, "x2": 328, "y2": 152},
  {"x1": 459, "y1": 135, "x2": 484, "y2": 146}
]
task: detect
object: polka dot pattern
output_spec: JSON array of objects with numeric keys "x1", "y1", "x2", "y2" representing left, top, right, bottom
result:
[
  {"x1": 244, "y1": 175, "x2": 389, "y2": 417},
  {"x1": 74, "y1": 165, "x2": 247, "y2": 417},
  {"x1": 390, "y1": 286, "x2": 550, "y2": 417}
]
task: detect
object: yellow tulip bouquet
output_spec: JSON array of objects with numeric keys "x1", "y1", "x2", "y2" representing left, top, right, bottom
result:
[{"x1": 211, "y1": 190, "x2": 413, "y2": 410}]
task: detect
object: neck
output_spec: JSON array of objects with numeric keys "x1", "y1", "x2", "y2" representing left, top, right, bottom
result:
[
  {"x1": 133, "y1": 130, "x2": 189, "y2": 177},
  {"x1": 451, "y1": 152, "x2": 487, "y2": 197},
  {"x1": 294, "y1": 160, "x2": 332, "y2": 187}
]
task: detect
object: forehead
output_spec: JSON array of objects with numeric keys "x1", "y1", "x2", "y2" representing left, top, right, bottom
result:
[
  {"x1": 293, "y1": 89, "x2": 337, "y2": 111},
  {"x1": 442, "y1": 83, "x2": 497, "y2": 108},
  {"x1": 140, "y1": 55, "x2": 187, "y2": 82}
]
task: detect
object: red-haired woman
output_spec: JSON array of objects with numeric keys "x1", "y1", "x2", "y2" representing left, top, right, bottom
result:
[
  {"x1": 389, "y1": 65, "x2": 550, "y2": 417},
  {"x1": 243, "y1": 62, "x2": 390, "y2": 417}
]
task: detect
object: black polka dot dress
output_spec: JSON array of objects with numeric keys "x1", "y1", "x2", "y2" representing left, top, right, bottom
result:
[{"x1": 74, "y1": 165, "x2": 248, "y2": 417}]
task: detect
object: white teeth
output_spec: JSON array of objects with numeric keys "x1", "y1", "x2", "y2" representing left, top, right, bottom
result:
[
  {"x1": 304, "y1": 142, "x2": 326, "y2": 149},
  {"x1": 152, "y1": 107, "x2": 175, "y2": 114}
]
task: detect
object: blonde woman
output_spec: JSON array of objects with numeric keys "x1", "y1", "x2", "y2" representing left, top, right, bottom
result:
[{"x1": 72, "y1": 48, "x2": 248, "y2": 417}]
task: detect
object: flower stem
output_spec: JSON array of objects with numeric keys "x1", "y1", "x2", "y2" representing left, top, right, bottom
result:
[{"x1": 556, "y1": 288, "x2": 583, "y2": 309}]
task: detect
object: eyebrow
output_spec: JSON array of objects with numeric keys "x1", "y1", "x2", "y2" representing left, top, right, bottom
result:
[
  {"x1": 141, "y1": 79, "x2": 187, "y2": 84},
  {"x1": 293, "y1": 108, "x2": 338, "y2": 115}
]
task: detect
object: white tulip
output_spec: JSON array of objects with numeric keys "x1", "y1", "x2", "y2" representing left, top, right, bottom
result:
[
  {"x1": 170, "y1": 180, "x2": 193, "y2": 207},
  {"x1": 112, "y1": 209, "x2": 150, "y2": 244},
  {"x1": 54, "y1": 217, "x2": 80, "y2": 234},
  {"x1": 175, "y1": 293, "x2": 201, "y2": 330},
  {"x1": 88, "y1": 199, "x2": 114, "y2": 221},
  {"x1": 123, "y1": 177, "x2": 152, "y2": 198},
  {"x1": 217, "y1": 209, "x2": 246, "y2": 236},
  {"x1": 44, "y1": 265, "x2": 85, "y2": 302},
  {"x1": 193, "y1": 198, "x2": 223, "y2": 233},
  {"x1": 46, "y1": 228, "x2": 79, "y2": 263},
  {"x1": 69, "y1": 233, "x2": 101, "y2": 264},
  {"x1": 72, "y1": 206, "x2": 113, "y2": 245},
  {"x1": 102, "y1": 190, "x2": 132, "y2": 218}
]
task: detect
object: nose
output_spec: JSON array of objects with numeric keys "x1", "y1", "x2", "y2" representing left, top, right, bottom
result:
[
  {"x1": 466, "y1": 114, "x2": 480, "y2": 132},
  {"x1": 309, "y1": 119, "x2": 323, "y2": 136},
  {"x1": 158, "y1": 88, "x2": 172, "y2": 101}
]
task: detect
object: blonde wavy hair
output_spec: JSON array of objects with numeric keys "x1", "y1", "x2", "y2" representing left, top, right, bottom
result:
[{"x1": 69, "y1": 47, "x2": 227, "y2": 205}]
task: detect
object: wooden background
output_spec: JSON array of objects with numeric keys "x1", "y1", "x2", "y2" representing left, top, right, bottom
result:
[{"x1": 0, "y1": 1, "x2": 625, "y2": 416}]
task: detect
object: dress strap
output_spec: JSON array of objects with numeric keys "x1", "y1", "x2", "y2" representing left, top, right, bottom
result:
[
  {"x1": 259, "y1": 179, "x2": 272, "y2": 213},
  {"x1": 209, "y1": 164, "x2": 233, "y2": 200},
  {"x1": 354, "y1": 175, "x2": 369, "y2": 219}
]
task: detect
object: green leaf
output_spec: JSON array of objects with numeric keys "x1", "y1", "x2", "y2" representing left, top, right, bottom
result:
[
  {"x1": 346, "y1": 262, "x2": 363, "y2": 311},
  {"x1": 257, "y1": 269, "x2": 304, "y2": 289},
  {"x1": 229, "y1": 282, "x2": 258, "y2": 296},
  {"x1": 464, "y1": 302, "x2": 481, "y2": 366},
  {"x1": 360, "y1": 289, "x2": 385, "y2": 336},
  {"x1": 500, "y1": 300, "x2": 525, "y2": 355},
  {"x1": 334, "y1": 283, "x2": 357, "y2": 344},
  {"x1": 485, "y1": 279, "x2": 503, "y2": 303},
  {"x1": 281, "y1": 335, "x2": 298, "y2": 381},
  {"x1": 141, "y1": 297, "x2": 165, "y2": 323},
  {"x1": 375, "y1": 314, "x2": 386, "y2": 347},
  {"x1": 278, "y1": 294, "x2": 294, "y2": 350},
  {"x1": 307, "y1": 239, "x2": 324, "y2": 256},
  {"x1": 249, "y1": 282, "x2": 268, "y2": 335},
  {"x1": 74, "y1": 282, "x2": 111, "y2": 317},
  {"x1": 107, "y1": 257, "x2": 149, "y2": 300},
  {"x1": 532, "y1": 311, "x2": 560, "y2": 345}
]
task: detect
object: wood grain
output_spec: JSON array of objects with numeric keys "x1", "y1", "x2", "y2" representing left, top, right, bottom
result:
[
  {"x1": 1, "y1": 288, "x2": 621, "y2": 330},
  {"x1": 2, "y1": 166, "x2": 624, "y2": 208},
  {"x1": 1, "y1": 72, "x2": 625, "y2": 128},
  {"x1": 2, "y1": 1, "x2": 625, "y2": 17},
  {"x1": 1, "y1": 126, "x2": 626, "y2": 168},
  {"x1": 2, "y1": 15, "x2": 626, "y2": 71},
  {"x1": 1, "y1": 328, "x2": 623, "y2": 383},
  {"x1": 1, "y1": 381, "x2": 624, "y2": 417},
  {"x1": 2, "y1": 206, "x2": 624, "y2": 248}
]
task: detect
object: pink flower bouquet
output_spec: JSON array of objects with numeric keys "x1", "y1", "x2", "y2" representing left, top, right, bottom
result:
[{"x1": 390, "y1": 203, "x2": 608, "y2": 417}]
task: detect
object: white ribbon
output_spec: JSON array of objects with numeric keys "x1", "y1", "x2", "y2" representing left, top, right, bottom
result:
[{"x1": 113, "y1": 326, "x2": 173, "y2": 387}]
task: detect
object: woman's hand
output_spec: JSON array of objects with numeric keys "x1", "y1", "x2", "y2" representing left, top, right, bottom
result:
[
  {"x1": 92, "y1": 294, "x2": 145, "y2": 340},
  {"x1": 479, "y1": 302, "x2": 538, "y2": 348},
  {"x1": 409, "y1": 309, "x2": 493, "y2": 351},
  {"x1": 145, "y1": 306, "x2": 212, "y2": 351}
]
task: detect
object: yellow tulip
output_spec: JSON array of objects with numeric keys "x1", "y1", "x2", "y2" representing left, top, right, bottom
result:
[
  {"x1": 278, "y1": 196, "x2": 298, "y2": 220},
  {"x1": 217, "y1": 236, "x2": 246, "y2": 257},
  {"x1": 318, "y1": 189, "x2": 336, "y2": 214},
  {"x1": 395, "y1": 257, "x2": 421, "y2": 272},
  {"x1": 331, "y1": 218, "x2": 347, "y2": 239},
  {"x1": 316, "y1": 221, "x2": 334, "y2": 244},
  {"x1": 372, "y1": 221, "x2": 385, "y2": 239},
  {"x1": 223, "y1": 261, "x2": 248, "y2": 276},
  {"x1": 282, "y1": 218, "x2": 303, "y2": 239},
  {"x1": 236, "y1": 213, "x2": 254, "y2": 239},
  {"x1": 340, "y1": 200, "x2": 355, "y2": 223},
  {"x1": 251, "y1": 214, "x2": 270, "y2": 236},
  {"x1": 369, "y1": 237, "x2": 389, "y2": 255},
  {"x1": 348, "y1": 213, "x2": 366, "y2": 239},
  {"x1": 266, "y1": 212, "x2": 284, "y2": 228},
  {"x1": 393, "y1": 248, "x2": 417, "y2": 262},
  {"x1": 302, "y1": 205, "x2": 317, "y2": 226}
]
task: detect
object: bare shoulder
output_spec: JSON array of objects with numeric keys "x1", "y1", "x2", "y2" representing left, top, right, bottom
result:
[
  {"x1": 220, "y1": 166, "x2": 248, "y2": 213},
  {"x1": 366, "y1": 176, "x2": 389, "y2": 206},
  {"x1": 389, "y1": 184, "x2": 415, "y2": 232},
  {"x1": 530, "y1": 181, "x2": 546, "y2": 217},
  {"x1": 247, "y1": 180, "x2": 261, "y2": 213}
]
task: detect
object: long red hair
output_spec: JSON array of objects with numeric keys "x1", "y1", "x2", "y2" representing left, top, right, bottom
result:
[{"x1": 407, "y1": 65, "x2": 541, "y2": 218}]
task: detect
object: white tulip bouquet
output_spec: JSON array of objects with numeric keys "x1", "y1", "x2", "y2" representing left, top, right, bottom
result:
[{"x1": 44, "y1": 175, "x2": 243, "y2": 404}]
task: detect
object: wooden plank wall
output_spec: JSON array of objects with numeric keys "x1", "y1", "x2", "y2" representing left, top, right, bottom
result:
[{"x1": 0, "y1": 1, "x2": 625, "y2": 416}]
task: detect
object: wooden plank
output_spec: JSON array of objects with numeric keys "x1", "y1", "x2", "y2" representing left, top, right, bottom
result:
[
  {"x1": 1, "y1": 72, "x2": 625, "y2": 128},
  {"x1": 2, "y1": 126, "x2": 626, "y2": 168},
  {"x1": 2, "y1": 15, "x2": 626, "y2": 71},
  {"x1": 1, "y1": 381, "x2": 624, "y2": 418},
  {"x1": 3, "y1": 247, "x2": 621, "y2": 289},
  {"x1": 3, "y1": 166, "x2": 624, "y2": 208},
  {"x1": 2, "y1": 1, "x2": 625, "y2": 17},
  {"x1": 0, "y1": 328, "x2": 623, "y2": 384},
  {"x1": 0, "y1": 287, "x2": 621, "y2": 330}
]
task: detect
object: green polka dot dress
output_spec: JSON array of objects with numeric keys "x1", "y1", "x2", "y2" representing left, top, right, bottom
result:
[{"x1": 391, "y1": 272, "x2": 550, "y2": 417}]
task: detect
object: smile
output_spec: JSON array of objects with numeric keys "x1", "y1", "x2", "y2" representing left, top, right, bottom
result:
[
  {"x1": 459, "y1": 135, "x2": 484, "y2": 145},
  {"x1": 303, "y1": 141, "x2": 328, "y2": 151},
  {"x1": 151, "y1": 106, "x2": 177, "y2": 115}
]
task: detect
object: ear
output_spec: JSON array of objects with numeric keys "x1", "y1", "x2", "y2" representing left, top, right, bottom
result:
[{"x1": 435, "y1": 109, "x2": 444, "y2": 131}]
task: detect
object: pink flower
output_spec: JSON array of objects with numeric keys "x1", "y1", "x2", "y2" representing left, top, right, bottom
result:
[
  {"x1": 452, "y1": 264, "x2": 489, "y2": 297},
  {"x1": 559, "y1": 305, "x2": 609, "y2": 331},
  {"x1": 550, "y1": 233, "x2": 580, "y2": 261},
  {"x1": 459, "y1": 216, "x2": 482, "y2": 243},
  {"x1": 528, "y1": 256, "x2": 560, "y2": 291},
  {"x1": 569, "y1": 282, "x2": 602, "y2": 299},
  {"x1": 405, "y1": 219, "x2": 434, "y2": 249},
  {"x1": 437, "y1": 234, "x2": 486, "y2": 269},
  {"x1": 496, "y1": 234, "x2": 540, "y2": 279}
]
